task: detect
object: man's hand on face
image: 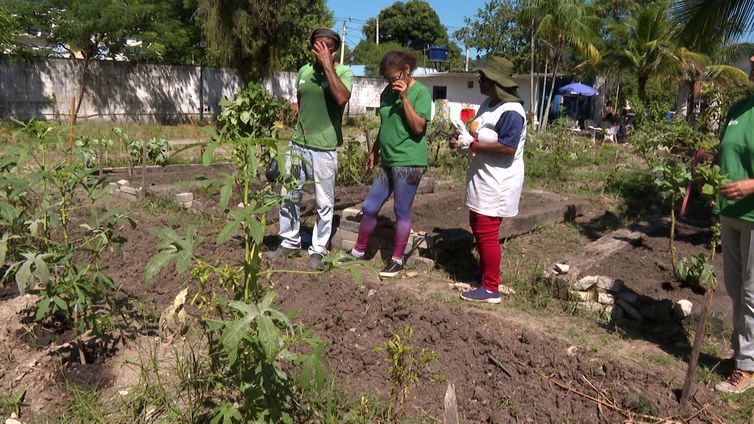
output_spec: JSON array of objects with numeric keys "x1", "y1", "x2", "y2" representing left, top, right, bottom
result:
[{"x1": 312, "y1": 40, "x2": 335, "y2": 70}]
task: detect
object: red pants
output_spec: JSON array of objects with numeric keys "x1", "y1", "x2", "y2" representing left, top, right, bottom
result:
[{"x1": 469, "y1": 210, "x2": 503, "y2": 292}]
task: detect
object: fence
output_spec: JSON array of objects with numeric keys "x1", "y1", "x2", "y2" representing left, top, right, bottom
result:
[
  {"x1": 0, "y1": 57, "x2": 388, "y2": 123},
  {"x1": 0, "y1": 57, "x2": 244, "y2": 123}
]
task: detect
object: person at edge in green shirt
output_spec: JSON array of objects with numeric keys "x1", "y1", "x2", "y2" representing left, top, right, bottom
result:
[
  {"x1": 268, "y1": 27, "x2": 353, "y2": 271},
  {"x1": 338, "y1": 51, "x2": 431, "y2": 278},
  {"x1": 714, "y1": 55, "x2": 754, "y2": 394}
]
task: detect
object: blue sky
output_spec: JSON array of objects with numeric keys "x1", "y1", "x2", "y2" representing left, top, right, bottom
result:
[{"x1": 326, "y1": 0, "x2": 486, "y2": 52}]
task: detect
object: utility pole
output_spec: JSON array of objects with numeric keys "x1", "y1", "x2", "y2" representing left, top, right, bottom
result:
[
  {"x1": 340, "y1": 19, "x2": 347, "y2": 64},
  {"x1": 376, "y1": 16, "x2": 380, "y2": 44},
  {"x1": 465, "y1": 47, "x2": 469, "y2": 71}
]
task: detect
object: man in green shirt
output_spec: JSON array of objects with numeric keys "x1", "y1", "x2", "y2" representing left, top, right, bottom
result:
[
  {"x1": 716, "y1": 56, "x2": 754, "y2": 394},
  {"x1": 269, "y1": 27, "x2": 353, "y2": 271}
]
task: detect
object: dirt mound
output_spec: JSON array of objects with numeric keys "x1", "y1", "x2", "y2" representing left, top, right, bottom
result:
[{"x1": 273, "y1": 267, "x2": 711, "y2": 422}]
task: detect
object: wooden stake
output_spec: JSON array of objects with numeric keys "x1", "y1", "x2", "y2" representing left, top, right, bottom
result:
[
  {"x1": 68, "y1": 96, "x2": 76, "y2": 164},
  {"x1": 680, "y1": 288, "x2": 715, "y2": 412},
  {"x1": 443, "y1": 383, "x2": 459, "y2": 424},
  {"x1": 140, "y1": 138, "x2": 147, "y2": 199}
]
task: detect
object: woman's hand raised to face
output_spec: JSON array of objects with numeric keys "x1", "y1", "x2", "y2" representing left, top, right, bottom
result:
[{"x1": 391, "y1": 78, "x2": 409, "y2": 99}]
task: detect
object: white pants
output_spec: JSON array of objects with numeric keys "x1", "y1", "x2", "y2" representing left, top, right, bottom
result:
[
  {"x1": 278, "y1": 142, "x2": 337, "y2": 256},
  {"x1": 721, "y1": 215, "x2": 754, "y2": 371}
]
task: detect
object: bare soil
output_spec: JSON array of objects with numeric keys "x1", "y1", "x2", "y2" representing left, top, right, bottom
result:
[{"x1": 0, "y1": 190, "x2": 730, "y2": 422}]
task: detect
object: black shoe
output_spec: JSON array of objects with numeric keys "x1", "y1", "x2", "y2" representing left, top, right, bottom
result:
[
  {"x1": 336, "y1": 251, "x2": 366, "y2": 264},
  {"x1": 308, "y1": 253, "x2": 325, "y2": 271},
  {"x1": 379, "y1": 259, "x2": 404, "y2": 278},
  {"x1": 266, "y1": 246, "x2": 300, "y2": 259}
]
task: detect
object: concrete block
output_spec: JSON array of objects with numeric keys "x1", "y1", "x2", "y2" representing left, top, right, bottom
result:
[
  {"x1": 339, "y1": 239, "x2": 356, "y2": 252},
  {"x1": 597, "y1": 292, "x2": 615, "y2": 305},
  {"x1": 417, "y1": 177, "x2": 435, "y2": 194},
  {"x1": 341, "y1": 208, "x2": 362, "y2": 220},
  {"x1": 120, "y1": 186, "x2": 140, "y2": 196},
  {"x1": 180, "y1": 201, "x2": 193, "y2": 209},
  {"x1": 116, "y1": 190, "x2": 138, "y2": 201},
  {"x1": 176, "y1": 192, "x2": 194, "y2": 203},
  {"x1": 338, "y1": 219, "x2": 361, "y2": 233},
  {"x1": 116, "y1": 179, "x2": 129, "y2": 186},
  {"x1": 337, "y1": 229, "x2": 360, "y2": 244}
]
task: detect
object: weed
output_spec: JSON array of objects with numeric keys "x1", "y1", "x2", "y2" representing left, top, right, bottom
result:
[
  {"x1": 624, "y1": 394, "x2": 659, "y2": 416},
  {"x1": 0, "y1": 389, "x2": 26, "y2": 418},
  {"x1": 377, "y1": 326, "x2": 438, "y2": 421}
]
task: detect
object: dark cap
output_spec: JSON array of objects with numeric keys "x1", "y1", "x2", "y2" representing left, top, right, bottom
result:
[{"x1": 310, "y1": 27, "x2": 341, "y2": 51}]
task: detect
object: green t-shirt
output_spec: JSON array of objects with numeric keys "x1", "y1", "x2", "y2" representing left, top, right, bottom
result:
[
  {"x1": 378, "y1": 81, "x2": 432, "y2": 167},
  {"x1": 719, "y1": 95, "x2": 754, "y2": 221},
  {"x1": 292, "y1": 62, "x2": 354, "y2": 151}
]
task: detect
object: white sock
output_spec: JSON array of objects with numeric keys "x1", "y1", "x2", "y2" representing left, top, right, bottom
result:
[
  {"x1": 391, "y1": 257, "x2": 403, "y2": 265},
  {"x1": 350, "y1": 248, "x2": 366, "y2": 258}
]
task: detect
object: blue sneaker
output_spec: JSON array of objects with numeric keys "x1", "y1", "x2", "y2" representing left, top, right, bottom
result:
[{"x1": 460, "y1": 286, "x2": 501, "y2": 304}]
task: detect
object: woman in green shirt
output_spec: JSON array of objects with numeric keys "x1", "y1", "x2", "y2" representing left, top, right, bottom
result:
[{"x1": 344, "y1": 51, "x2": 432, "y2": 277}]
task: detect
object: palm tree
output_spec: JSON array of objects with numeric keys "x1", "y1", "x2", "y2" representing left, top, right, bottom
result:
[
  {"x1": 605, "y1": 5, "x2": 703, "y2": 102},
  {"x1": 522, "y1": 0, "x2": 602, "y2": 131},
  {"x1": 673, "y1": 0, "x2": 754, "y2": 50}
]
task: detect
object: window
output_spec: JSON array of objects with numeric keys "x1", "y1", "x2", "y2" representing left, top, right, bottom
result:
[
  {"x1": 467, "y1": 81, "x2": 474, "y2": 89},
  {"x1": 432, "y1": 86, "x2": 447, "y2": 100}
]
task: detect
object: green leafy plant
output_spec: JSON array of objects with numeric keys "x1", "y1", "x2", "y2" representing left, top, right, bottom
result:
[
  {"x1": 653, "y1": 159, "x2": 691, "y2": 270},
  {"x1": 128, "y1": 137, "x2": 171, "y2": 166},
  {"x1": 338, "y1": 140, "x2": 372, "y2": 186},
  {"x1": 377, "y1": 326, "x2": 438, "y2": 421},
  {"x1": 674, "y1": 252, "x2": 716, "y2": 290},
  {"x1": 146, "y1": 83, "x2": 328, "y2": 423},
  {"x1": 1, "y1": 120, "x2": 133, "y2": 364}
]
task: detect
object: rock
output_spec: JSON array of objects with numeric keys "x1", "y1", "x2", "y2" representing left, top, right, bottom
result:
[
  {"x1": 616, "y1": 299, "x2": 643, "y2": 321},
  {"x1": 6, "y1": 418, "x2": 22, "y2": 424},
  {"x1": 175, "y1": 192, "x2": 193, "y2": 203},
  {"x1": 565, "y1": 345, "x2": 578, "y2": 356},
  {"x1": 499, "y1": 285, "x2": 516, "y2": 295},
  {"x1": 116, "y1": 179, "x2": 129, "y2": 186},
  {"x1": 118, "y1": 390, "x2": 129, "y2": 396},
  {"x1": 367, "y1": 289, "x2": 376, "y2": 297},
  {"x1": 673, "y1": 299, "x2": 693, "y2": 319},
  {"x1": 617, "y1": 290, "x2": 640, "y2": 305},
  {"x1": 120, "y1": 186, "x2": 140, "y2": 195},
  {"x1": 159, "y1": 288, "x2": 191, "y2": 339},
  {"x1": 553, "y1": 263, "x2": 570, "y2": 274},
  {"x1": 573, "y1": 275, "x2": 624, "y2": 292},
  {"x1": 639, "y1": 299, "x2": 674, "y2": 322},
  {"x1": 180, "y1": 201, "x2": 192, "y2": 209},
  {"x1": 452, "y1": 282, "x2": 472, "y2": 292},
  {"x1": 406, "y1": 271, "x2": 419, "y2": 278},
  {"x1": 580, "y1": 301, "x2": 606, "y2": 313},
  {"x1": 573, "y1": 291, "x2": 595, "y2": 302},
  {"x1": 597, "y1": 292, "x2": 615, "y2": 305}
]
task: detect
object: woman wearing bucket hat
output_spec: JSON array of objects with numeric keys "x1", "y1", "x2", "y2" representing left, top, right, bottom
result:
[{"x1": 451, "y1": 55, "x2": 527, "y2": 304}]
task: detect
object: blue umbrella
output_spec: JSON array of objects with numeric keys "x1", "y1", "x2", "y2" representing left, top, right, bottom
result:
[{"x1": 559, "y1": 82, "x2": 598, "y2": 96}]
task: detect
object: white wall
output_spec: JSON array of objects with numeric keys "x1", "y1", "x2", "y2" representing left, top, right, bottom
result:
[
  {"x1": 0, "y1": 57, "x2": 243, "y2": 122},
  {"x1": 263, "y1": 70, "x2": 385, "y2": 116},
  {"x1": 416, "y1": 74, "x2": 535, "y2": 115}
]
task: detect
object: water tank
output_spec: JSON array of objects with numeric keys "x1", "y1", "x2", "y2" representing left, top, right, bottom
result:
[{"x1": 428, "y1": 46, "x2": 448, "y2": 62}]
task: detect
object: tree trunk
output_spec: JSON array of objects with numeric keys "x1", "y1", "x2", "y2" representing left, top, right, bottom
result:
[
  {"x1": 538, "y1": 54, "x2": 549, "y2": 130},
  {"x1": 675, "y1": 80, "x2": 691, "y2": 118},
  {"x1": 541, "y1": 51, "x2": 562, "y2": 132},
  {"x1": 73, "y1": 56, "x2": 91, "y2": 124},
  {"x1": 638, "y1": 76, "x2": 648, "y2": 103},
  {"x1": 530, "y1": 21, "x2": 536, "y2": 116}
]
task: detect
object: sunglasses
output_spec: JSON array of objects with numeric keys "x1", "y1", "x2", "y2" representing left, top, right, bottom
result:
[{"x1": 385, "y1": 71, "x2": 404, "y2": 83}]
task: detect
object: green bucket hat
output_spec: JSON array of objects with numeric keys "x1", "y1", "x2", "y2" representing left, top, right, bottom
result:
[
  {"x1": 476, "y1": 55, "x2": 518, "y2": 88},
  {"x1": 476, "y1": 55, "x2": 521, "y2": 103}
]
